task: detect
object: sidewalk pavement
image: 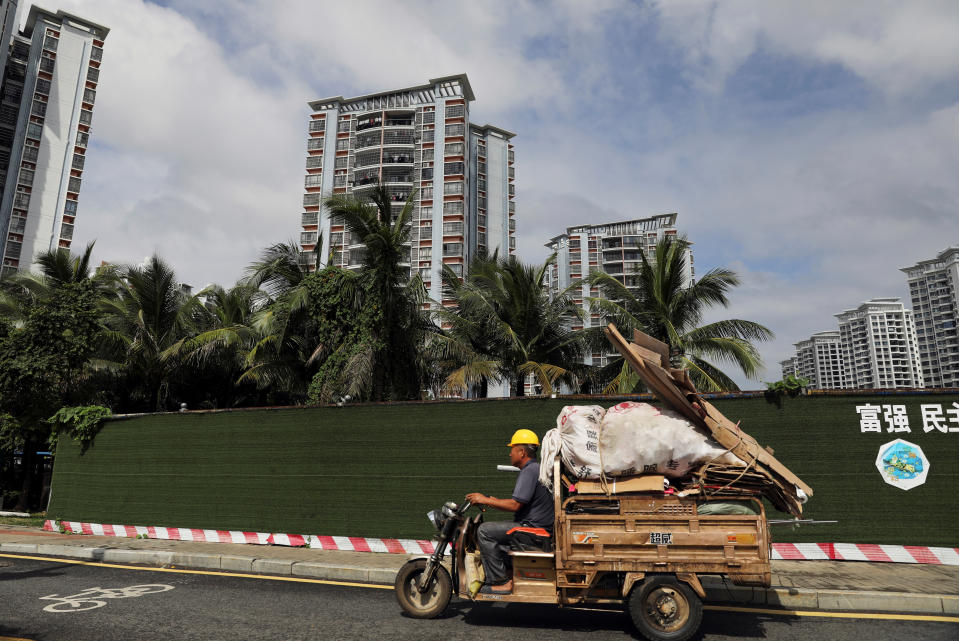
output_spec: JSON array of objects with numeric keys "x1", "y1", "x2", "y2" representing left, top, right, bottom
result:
[{"x1": 2, "y1": 525, "x2": 957, "y2": 616}]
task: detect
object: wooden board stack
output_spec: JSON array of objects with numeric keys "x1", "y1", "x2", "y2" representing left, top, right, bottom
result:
[{"x1": 605, "y1": 324, "x2": 813, "y2": 517}]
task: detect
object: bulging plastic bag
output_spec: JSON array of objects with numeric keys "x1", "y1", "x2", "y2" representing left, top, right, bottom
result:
[{"x1": 540, "y1": 402, "x2": 743, "y2": 486}]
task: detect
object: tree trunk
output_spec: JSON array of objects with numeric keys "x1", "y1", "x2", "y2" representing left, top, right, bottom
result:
[
  {"x1": 13, "y1": 439, "x2": 37, "y2": 512},
  {"x1": 513, "y1": 375, "x2": 525, "y2": 397}
]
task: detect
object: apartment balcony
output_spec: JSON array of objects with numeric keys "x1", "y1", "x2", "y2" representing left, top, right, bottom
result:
[
  {"x1": 382, "y1": 151, "x2": 414, "y2": 165},
  {"x1": 302, "y1": 212, "x2": 319, "y2": 226},
  {"x1": 382, "y1": 131, "x2": 414, "y2": 146}
]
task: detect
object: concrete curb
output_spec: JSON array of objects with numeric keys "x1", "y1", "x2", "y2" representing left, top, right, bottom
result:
[{"x1": 4, "y1": 542, "x2": 957, "y2": 616}]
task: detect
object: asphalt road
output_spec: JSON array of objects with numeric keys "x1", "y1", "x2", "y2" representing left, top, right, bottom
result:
[{"x1": 1, "y1": 554, "x2": 957, "y2": 641}]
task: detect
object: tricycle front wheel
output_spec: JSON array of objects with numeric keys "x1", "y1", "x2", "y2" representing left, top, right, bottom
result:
[
  {"x1": 627, "y1": 575, "x2": 703, "y2": 641},
  {"x1": 394, "y1": 559, "x2": 452, "y2": 619}
]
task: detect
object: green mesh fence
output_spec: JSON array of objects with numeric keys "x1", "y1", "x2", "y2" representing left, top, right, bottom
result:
[{"x1": 47, "y1": 394, "x2": 959, "y2": 546}]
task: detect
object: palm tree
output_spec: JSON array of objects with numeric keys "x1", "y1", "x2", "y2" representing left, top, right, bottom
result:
[
  {"x1": 235, "y1": 240, "x2": 323, "y2": 400},
  {"x1": 0, "y1": 241, "x2": 115, "y2": 324},
  {"x1": 434, "y1": 252, "x2": 587, "y2": 396},
  {"x1": 320, "y1": 185, "x2": 429, "y2": 401},
  {"x1": 97, "y1": 254, "x2": 204, "y2": 412},
  {"x1": 586, "y1": 235, "x2": 773, "y2": 392}
]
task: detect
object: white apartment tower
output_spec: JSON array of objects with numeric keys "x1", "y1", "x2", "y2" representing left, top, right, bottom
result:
[
  {"x1": 0, "y1": 6, "x2": 106, "y2": 276},
  {"x1": 793, "y1": 330, "x2": 847, "y2": 390},
  {"x1": 299, "y1": 74, "x2": 516, "y2": 303},
  {"x1": 779, "y1": 356, "x2": 797, "y2": 380},
  {"x1": 901, "y1": 247, "x2": 959, "y2": 388},
  {"x1": 544, "y1": 214, "x2": 692, "y2": 367},
  {"x1": 835, "y1": 298, "x2": 923, "y2": 389}
]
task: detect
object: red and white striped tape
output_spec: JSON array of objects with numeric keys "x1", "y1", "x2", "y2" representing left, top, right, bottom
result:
[{"x1": 43, "y1": 520, "x2": 958, "y2": 564}]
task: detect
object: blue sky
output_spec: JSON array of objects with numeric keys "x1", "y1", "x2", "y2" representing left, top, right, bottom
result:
[{"x1": 46, "y1": 0, "x2": 959, "y2": 387}]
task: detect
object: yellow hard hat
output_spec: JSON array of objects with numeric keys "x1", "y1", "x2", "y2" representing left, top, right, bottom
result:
[{"x1": 508, "y1": 429, "x2": 540, "y2": 447}]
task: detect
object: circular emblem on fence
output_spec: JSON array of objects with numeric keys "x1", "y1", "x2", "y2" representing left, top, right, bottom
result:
[{"x1": 875, "y1": 439, "x2": 929, "y2": 490}]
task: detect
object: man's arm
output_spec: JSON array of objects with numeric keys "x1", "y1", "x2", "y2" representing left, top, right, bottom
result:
[{"x1": 465, "y1": 492, "x2": 523, "y2": 513}]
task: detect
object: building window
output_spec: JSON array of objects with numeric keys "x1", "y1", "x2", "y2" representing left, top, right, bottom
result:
[
  {"x1": 478, "y1": 177, "x2": 486, "y2": 191},
  {"x1": 83, "y1": 88, "x2": 96, "y2": 104},
  {"x1": 304, "y1": 174, "x2": 322, "y2": 187},
  {"x1": 443, "y1": 221, "x2": 463, "y2": 235},
  {"x1": 335, "y1": 138, "x2": 349, "y2": 150},
  {"x1": 31, "y1": 100, "x2": 46, "y2": 117},
  {"x1": 477, "y1": 231, "x2": 486, "y2": 246},
  {"x1": 443, "y1": 201, "x2": 464, "y2": 215},
  {"x1": 300, "y1": 231, "x2": 317, "y2": 245},
  {"x1": 478, "y1": 160, "x2": 486, "y2": 174},
  {"x1": 421, "y1": 167, "x2": 433, "y2": 180},
  {"x1": 68, "y1": 176, "x2": 81, "y2": 192},
  {"x1": 420, "y1": 206, "x2": 432, "y2": 219},
  {"x1": 444, "y1": 123, "x2": 465, "y2": 137},
  {"x1": 90, "y1": 46, "x2": 103, "y2": 62},
  {"x1": 443, "y1": 243, "x2": 463, "y2": 256},
  {"x1": 303, "y1": 193, "x2": 320, "y2": 207},
  {"x1": 422, "y1": 148, "x2": 434, "y2": 162},
  {"x1": 444, "y1": 161, "x2": 464, "y2": 175},
  {"x1": 9, "y1": 216, "x2": 26, "y2": 234},
  {"x1": 65, "y1": 200, "x2": 78, "y2": 214},
  {"x1": 478, "y1": 214, "x2": 487, "y2": 227},
  {"x1": 40, "y1": 54, "x2": 54, "y2": 73},
  {"x1": 419, "y1": 267, "x2": 431, "y2": 280},
  {"x1": 445, "y1": 104, "x2": 465, "y2": 119},
  {"x1": 333, "y1": 175, "x2": 346, "y2": 187},
  {"x1": 444, "y1": 142, "x2": 464, "y2": 156},
  {"x1": 447, "y1": 263, "x2": 463, "y2": 276},
  {"x1": 337, "y1": 120, "x2": 351, "y2": 133},
  {"x1": 306, "y1": 156, "x2": 322, "y2": 169},
  {"x1": 43, "y1": 35, "x2": 58, "y2": 51},
  {"x1": 87, "y1": 67, "x2": 99, "y2": 83},
  {"x1": 76, "y1": 131, "x2": 89, "y2": 147},
  {"x1": 422, "y1": 111, "x2": 435, "y2": 124},
  {"x1": 17, "y1": 167, "x2": 34, "y2": 185},
  {"x1": 421, "y1": 185, "x2": 433, "y2": 200},
  {"x1": 421, "y1": 128, "x2": 434, "y2": 142},
  {"x1": 60, "y1": 223, "x2": 74, "y2": 240},
  {"x1": 309, "y1": 119, "x2": 325, "y2": 133},
  {"x1": 420, "y1": 247, "x2": 432, "y2": 260},
  {"x1": 334, "y1": 156, "x2": 347, "y2": 169},
  {"x1": 478, "y1": 196, "x2": 487, "y2": 209},
  {"x1": 307, "y1": 137, "x2": 323, "y2": 151},
  {"x1": 72, "y1": 154, "x2": 85, "y2": 170},
  {"x1": 79, "y1": 109, "x2": 92, "y2": 125},
  {"x1": 443, "y1": 181, "x2": 463, "y2": 195},
  {"x1": 22, "y1": 145, "x2": 38, "y2": 162},
  {"x1": 35, "y1": 78, "x2": 51, "y2": 95},
  {"x1": 4, "y1": 240, "x2": 21, "y2": 259},
  {"x1": 420, "y1": 224, "x2": 432, "y2": 238},
  {"x1": 13, "y1": 191, "x2": 29, "y2": 208}
]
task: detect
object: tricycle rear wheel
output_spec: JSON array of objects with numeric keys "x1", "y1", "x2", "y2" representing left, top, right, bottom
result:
[
  {"x1": 394, "y1": 559, "x2": 452, "y2": 619},
  {"x1": 627, "y1": 575, "x2": 703, "y2": 641}
]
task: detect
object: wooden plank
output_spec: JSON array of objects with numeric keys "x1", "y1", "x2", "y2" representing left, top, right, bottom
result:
[
  {"x1": 632, "y1": 329, "x2": 669, "y2": 368},
  {"x1": 699, "y1": 400, "x2": 813, "y2": 498}
]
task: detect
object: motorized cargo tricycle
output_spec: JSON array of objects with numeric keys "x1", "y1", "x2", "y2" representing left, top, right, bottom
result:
[
  {"x1": 394, "y1": 324, "x2": 811, "y2": 641},
  {"x1": 395, "y1": 458, "x2": 771, "y2": 641}
]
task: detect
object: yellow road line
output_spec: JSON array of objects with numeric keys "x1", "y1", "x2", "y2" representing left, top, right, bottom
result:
[
  {"x1": 705, "y1": 604, "x2": 959, "y2": 624},
  {"x1": 0, "y1": 552, "x2": 392, "y2": 590},
  {"x1": 4, "y1": 553, "x2": 957, "y2": 623},
  {"x1": 0, "y1": 636, "x2": 38, "y2": 641}
]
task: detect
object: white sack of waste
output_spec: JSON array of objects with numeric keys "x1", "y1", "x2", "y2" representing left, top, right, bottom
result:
[
  {"x1": 599, "y1": 401, "x2": 743, "y2": 478},
  {"x1": 539, "y1": 405, "x2": 606, "y2": 487}
]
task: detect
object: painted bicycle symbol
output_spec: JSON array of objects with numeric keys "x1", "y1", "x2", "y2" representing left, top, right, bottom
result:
[{"x1": 39, "y1": 584, "x2": 174, "y2": 612}]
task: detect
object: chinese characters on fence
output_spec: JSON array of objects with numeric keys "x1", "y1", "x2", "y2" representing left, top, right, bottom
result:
[{"x1": 856, "y1": 403, "x2": 959, "y2": 433}]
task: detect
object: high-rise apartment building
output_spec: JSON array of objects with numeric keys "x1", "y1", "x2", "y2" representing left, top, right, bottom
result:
[
  {"x1": 299, "y1": 74, "x2": 516, "y2": 304},
  {"x1": 901, "y1": 247, "x2": 959, "y2": 388},
  {"x1": 0, "y1": 6, "x2": 106, "y2": 276},
  {"x1": 835, "y1": 298, "x2": 923, "y2": 389},
  {"x1": 544, "y1": 214, "x2": 692, "y2": 367},
  {"x1": 779, "y1": 356, "x2": 797, "y2": 379},
  {"x1": 792, "y1": 330, "x2": 846, "y2": 389}
]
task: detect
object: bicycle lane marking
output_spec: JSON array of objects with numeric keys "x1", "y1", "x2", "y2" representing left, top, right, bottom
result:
[{"x1": 39, "y1": 584, "x2": 175, "y2": 613}]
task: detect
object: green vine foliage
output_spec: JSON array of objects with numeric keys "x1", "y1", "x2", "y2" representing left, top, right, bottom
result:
[
  {"x1": 48, "y1": 405, "x2": 112, "y2": 454},
  {"x1": 763, "y1": 374, "x2": 810, "y2": 409},
  {"x1": 304, "y1": 267, "x2": 382, "y2": 404}
]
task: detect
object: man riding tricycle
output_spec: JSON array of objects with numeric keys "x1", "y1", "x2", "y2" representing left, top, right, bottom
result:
[{"x1": 394, "y1": 326, "x2": 811, "y2": 641}]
